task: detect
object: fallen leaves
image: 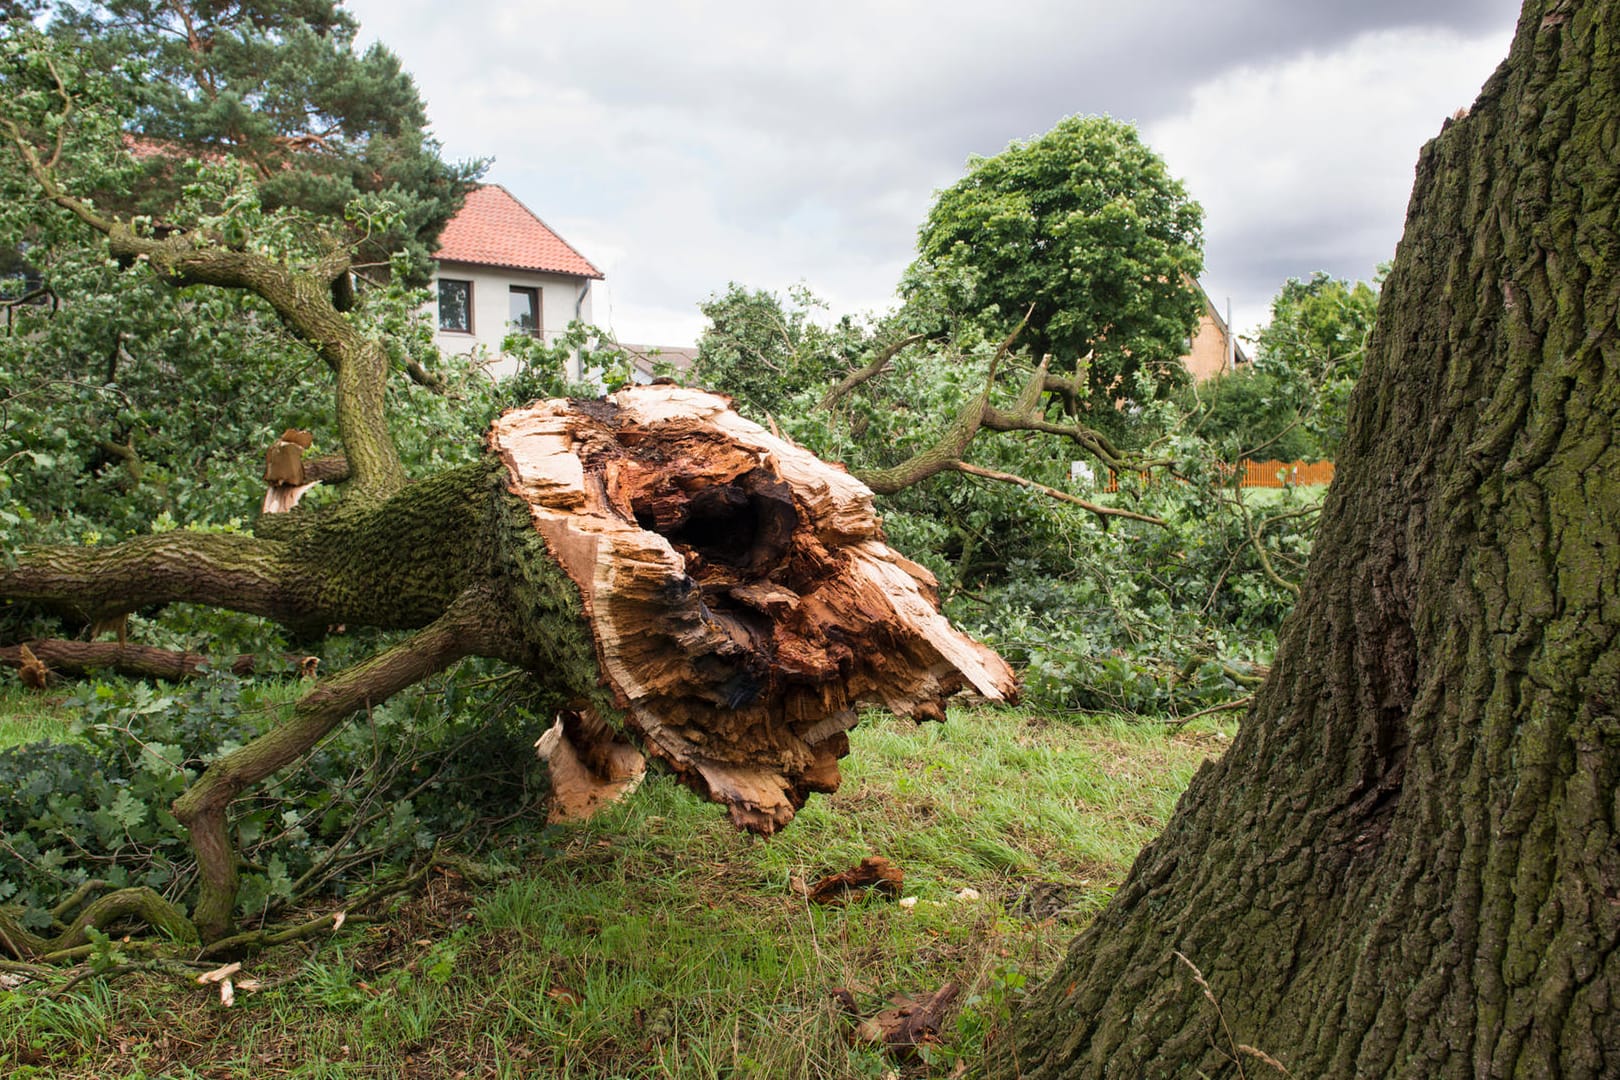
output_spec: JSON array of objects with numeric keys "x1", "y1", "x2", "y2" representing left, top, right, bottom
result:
[
  {"x1": 17, "y1": 643, "x2": 48, "y2": 689},
  {"x1": 832, "y1": 981, "x2": 961, "y2": 1058}
]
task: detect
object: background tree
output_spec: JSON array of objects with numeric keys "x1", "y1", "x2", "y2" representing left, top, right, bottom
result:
[
  {"x1": 993, "y1": 1, "x2": 1618, "y2": 1074},
  {"x1": 1184, "y1": 271, "x2": 1378, "y2": 462},
  {"x1": 689, "y1": 282, "x2": 869, "y2": 419},
  {"x1": 907, "y1": 115, "x2": 1204, "y2": 403},
  {"x1": 43, "y1": 0, "x2": 480, "y2": 282}
]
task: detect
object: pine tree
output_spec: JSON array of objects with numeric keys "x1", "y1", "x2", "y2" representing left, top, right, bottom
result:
[{"x1": 47, "y1": 0, "x2": 479, "y2": 281}]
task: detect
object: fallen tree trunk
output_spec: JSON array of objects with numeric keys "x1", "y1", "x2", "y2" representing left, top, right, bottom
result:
[
  {"x1": 491, "y1": 385, "x2": 1018, "y2": 832},
  {"x1": 3, "y1": 384, "x2": 1016, "y2": 941}
]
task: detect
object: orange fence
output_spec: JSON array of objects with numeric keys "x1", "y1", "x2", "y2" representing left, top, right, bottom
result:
[
  {"x1": 1106, "y1": 459, "x2": 1335, "y2": 492},
  {"x1": 1228, "y1": 459, "x2": 1336, "y2": 488}
]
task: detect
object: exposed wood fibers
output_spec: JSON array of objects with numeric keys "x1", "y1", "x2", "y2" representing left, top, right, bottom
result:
[{"x1": 491, "y1": 385, "x2": 1017, "y2": 833}]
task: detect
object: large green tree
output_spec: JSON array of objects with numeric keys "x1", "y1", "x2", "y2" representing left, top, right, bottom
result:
[
  {"x1": 993, "y1": 1, "x2": 1617, "y2": 1074},
  {"x1": 43, "y1": 0, "x2": 479, "y2": 280},
  {"x1": 908, "y1": 115, "x2": 1204, "y2": 402}
]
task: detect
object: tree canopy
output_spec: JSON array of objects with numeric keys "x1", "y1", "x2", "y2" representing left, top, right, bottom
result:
[
  {"x1": 908, "y1": 115, "x2": 1204, "y2": 400},
  {"x1": 37, "y1": 0, "x2": 480, "y2": 281}
]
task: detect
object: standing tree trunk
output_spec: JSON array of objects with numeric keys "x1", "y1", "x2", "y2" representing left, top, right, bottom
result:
[{"x1": 993, "y1": 3, "x2": 1618, "y2": 1076}]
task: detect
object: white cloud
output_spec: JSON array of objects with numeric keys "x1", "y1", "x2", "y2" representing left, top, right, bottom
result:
[
  {"x1": 344, "y1": 1, "x2": 1519, "y2": 348},
  {"x1": 1147, "y1": 28, "x2": 1507, "y2": 338}
]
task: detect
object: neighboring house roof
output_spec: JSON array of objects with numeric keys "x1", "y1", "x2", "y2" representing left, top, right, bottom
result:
[
  {"x1": 619, "y1": 343, "x2": 698, "y2": 380},
  {"x1": 1199, "y1": 286, "x2": 1251, "y2": 366},
  {"x1": 434, "y1": 184, "x2": 603, "y2": 279}
]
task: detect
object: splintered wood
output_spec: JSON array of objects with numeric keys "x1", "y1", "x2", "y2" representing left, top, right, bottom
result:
[{"x1": 490, "y1": 385, "x2": 1017, "y2": 833}]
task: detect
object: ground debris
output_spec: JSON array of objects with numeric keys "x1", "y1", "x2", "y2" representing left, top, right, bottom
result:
[
  {"x1": 794, "y1": 855, "x2": 904, "y2": 905},
  {"x1": 832, "y1": 981, "x2": 961, "y2": 1057}
]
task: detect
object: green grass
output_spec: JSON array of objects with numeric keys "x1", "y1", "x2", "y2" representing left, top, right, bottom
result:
[
  {"x1": 0, "y1": 684, "x2": 76, "y2": 749},
  {"x1": 0, "y1": 703, "x2": 1231, "y2": 1079}
]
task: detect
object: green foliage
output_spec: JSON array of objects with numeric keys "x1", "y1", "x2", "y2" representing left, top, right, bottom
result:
[
  {"x1": 688, "y1": 281, "x2": 1314, "y2": 718},
  {"x1": 691, "y1": 282, "x2": 869, "y2": 419},
  {"x1": 497, "y1": 320, "x2": 636, "y2": 403},
  {"x1": 1184, "y1": 365, "x2": 1325, "y2": 461},
  {"x1": 908, "y1": 115, "x2": 1204, "y2": 401},
  {"x1": 1181, "y1": 271, "x2": 1377, "y2": 462},
  {"x1": 0, "y1": 34, "x2": 497, "y2": 551},
  {"x1": 0, "y1": 666, "x2": 551, "y2": 928},
  {"x1": 947, "y1": 479, "x2": 1316, "y2": 717},
  {"x1": 41, "y1": 0, "x2": 482, "y2": 282}
]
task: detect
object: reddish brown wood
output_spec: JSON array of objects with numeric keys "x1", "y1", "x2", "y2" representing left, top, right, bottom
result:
[{"x1": 490, "y1": 385, "x2": 1017, "y2": 833}]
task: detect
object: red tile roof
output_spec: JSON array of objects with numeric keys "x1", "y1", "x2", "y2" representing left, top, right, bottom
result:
[{"x1": 434, "y1": 184, "x2": 603, "y2": 279}]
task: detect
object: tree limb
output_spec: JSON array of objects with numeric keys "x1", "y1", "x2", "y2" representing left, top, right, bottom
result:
[
  {"x1": 173, "y1": 585, "x2": 509, "y2": 942},
  {"x1": 948, "y1": 461, "x2": 1169, "y2": 526},
  {"x1": 855, "y1": 313, "x2": 1028, "y2": 494},
  {"x1": 817, "y1": 332, "x2": 928, "y2": 411},
  {"x1": 2, "y1": 88, "x2": 407, "y2": 499},
  {"x1": 1, "y1": 639, "x2": 260, "y2": 681}
]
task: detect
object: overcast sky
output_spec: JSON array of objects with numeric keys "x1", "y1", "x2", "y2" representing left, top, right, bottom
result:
[{"x1": 344, "y1": 0, "x2": 1523, "y2": 349}]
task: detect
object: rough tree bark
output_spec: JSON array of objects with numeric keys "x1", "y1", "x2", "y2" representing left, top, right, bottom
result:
[{"x1": 992, "y1": 2, "x2": 1617, "y2": 1076}]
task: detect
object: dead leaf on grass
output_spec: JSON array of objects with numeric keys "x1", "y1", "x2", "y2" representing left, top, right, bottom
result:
[
  {"x1": 546, "y1": 985, "x2": 582, "y2": 1007},
  {"x1": 845, "y1": 982, "x2": 960, "y2": 1058}
]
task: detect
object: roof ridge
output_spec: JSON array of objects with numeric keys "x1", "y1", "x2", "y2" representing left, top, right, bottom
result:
[{"x1": 433, "y1": 183, "x2": 603, "y2": 280}]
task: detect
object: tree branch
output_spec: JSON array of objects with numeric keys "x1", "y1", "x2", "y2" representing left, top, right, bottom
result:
[
  {"x1": 2, "y1": 85, "x2": 407, "y2": 499},
  {"x1": 817, "y1": 332, "x2": 929, "y2": 411},
  {"x1": 948, "y1": 461, "x2": 1169, "y2": 526},
  {"x1": 173, "y1": 585, "x2": 509, "y2": 941},
  {"x1": 1, "y1": 639, "x2": 262, "y2": 682},
  {"x1": 0, "y1": 532, "x2": 293, "y2": 624},
  {"x1": 855, "y1": 312, "x2": 1029, "y2": 494}
]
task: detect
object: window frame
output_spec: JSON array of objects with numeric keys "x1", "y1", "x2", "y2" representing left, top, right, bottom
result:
[
  {"x1": 508, "y1": 285, "x2": 542, "y2": 338},
  {"x1": 437, "y1": 278, "x2": 474, "y2": 334}
]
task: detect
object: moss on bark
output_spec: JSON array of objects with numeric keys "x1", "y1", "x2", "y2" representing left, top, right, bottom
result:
[{"x1": 993, "y1": 2, "x2": 1620, "y2": 1076}]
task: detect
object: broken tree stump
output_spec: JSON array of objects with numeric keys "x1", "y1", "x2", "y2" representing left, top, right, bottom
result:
[{"x1": 491, "y1": 385, "x2": 1017, "y2": 833}]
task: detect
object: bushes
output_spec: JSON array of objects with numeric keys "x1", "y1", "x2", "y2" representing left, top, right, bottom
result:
[
  {"x1": 0, "y1": 664, "x2": 552, "y2": 930},
  {"x1": 943, "y1": 478, "x2": 1316, "y2": 717}
]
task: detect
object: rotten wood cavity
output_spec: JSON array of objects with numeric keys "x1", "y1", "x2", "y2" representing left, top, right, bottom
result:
[{"x1": 490, "y1": 385, "x2": 1017, "y2": 833}]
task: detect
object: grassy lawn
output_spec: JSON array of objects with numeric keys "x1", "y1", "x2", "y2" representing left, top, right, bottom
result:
[{"x1": 0, "y1": 700, "x2": 1230, "y2": 1079}]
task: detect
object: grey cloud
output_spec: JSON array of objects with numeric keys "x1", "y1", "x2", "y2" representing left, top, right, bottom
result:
[{"x1": 344, "y1": 0, "x2": 1523, "y2": 344}]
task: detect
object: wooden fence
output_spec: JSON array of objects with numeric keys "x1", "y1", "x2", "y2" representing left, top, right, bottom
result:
[{"x1": 1106, "y1": 459, "x2": 1335, "y2": 493}]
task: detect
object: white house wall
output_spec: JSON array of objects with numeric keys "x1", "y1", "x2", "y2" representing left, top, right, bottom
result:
[{"x1": 431, "y1": 261, "x2": 594, "y2": 380}]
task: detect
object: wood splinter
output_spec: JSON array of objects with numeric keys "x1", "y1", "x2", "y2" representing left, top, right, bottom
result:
[{"x1": 262, "y1": 428, "x2": 318, "y2": 514}]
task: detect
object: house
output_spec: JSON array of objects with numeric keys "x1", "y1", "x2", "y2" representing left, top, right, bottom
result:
[
  {"x1": 431, "y1": 184, "x2": 603, "y2": 379},
  {"x1": 618, "y1": 343, "x2": 699, "y2": 384},
  {"x1": 1179, "y1": 283, "x2": 1250, "y2": 381}
]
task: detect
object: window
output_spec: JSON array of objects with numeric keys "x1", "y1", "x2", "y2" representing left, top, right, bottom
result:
[
  {"x1": 509, "y1": 286, "x2": 540, "y2": 336},
  {"x1": 438, "y1": 279, "x2": 472, "y2": 333}
]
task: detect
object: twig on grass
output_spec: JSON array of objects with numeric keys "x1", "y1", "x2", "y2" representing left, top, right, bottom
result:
[{"x1": 1165, "y1": 696, "x2": 1254, "y2": 726}]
